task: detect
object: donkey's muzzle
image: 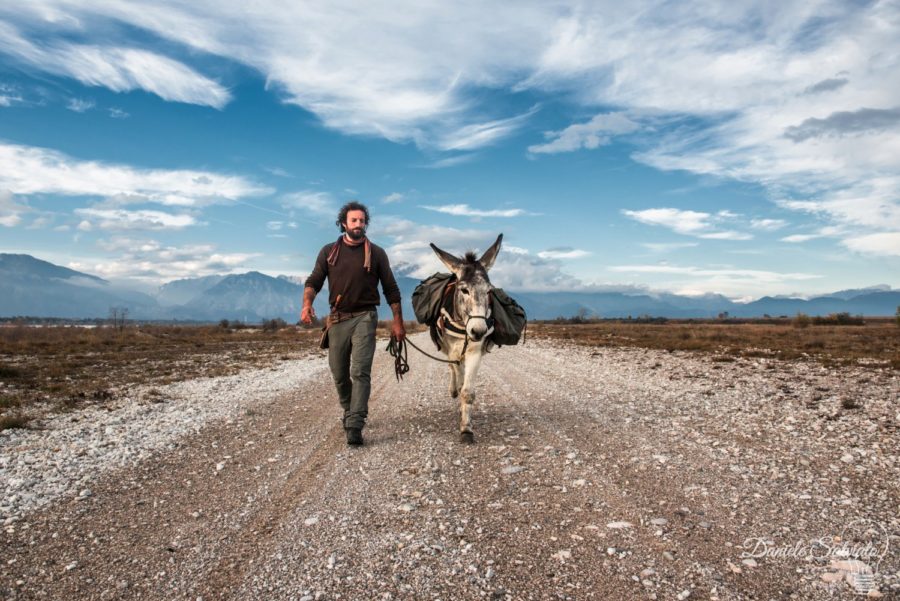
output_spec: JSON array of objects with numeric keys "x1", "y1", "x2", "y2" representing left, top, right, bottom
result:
[{"x1": 466, "y1": 315, "x2": 494, "y2": 342}]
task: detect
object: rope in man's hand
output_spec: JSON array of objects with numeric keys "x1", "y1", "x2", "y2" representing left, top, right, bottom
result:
[{"x1": 386, "y1": 335, "x2": 410, "y2": 381}]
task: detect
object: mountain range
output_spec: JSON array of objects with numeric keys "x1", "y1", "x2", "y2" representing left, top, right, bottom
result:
[{"x1": 1, "y1": 254, "x2": 898, "y2": 322}]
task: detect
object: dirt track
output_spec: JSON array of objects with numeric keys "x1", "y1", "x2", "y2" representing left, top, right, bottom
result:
[{"x1": 2, "y1": 333, "x2": 898, "y2": 600}]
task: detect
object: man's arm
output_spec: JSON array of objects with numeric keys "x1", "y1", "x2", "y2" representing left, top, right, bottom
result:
[
  {"x1": 301, "y1": 247, "x2": 328, "y2": 325},
  {"x1": 376, "y1": 247, "x2": 406, "y2": 341},
  {"x1": 389, "y1": 301, "x2": 405, "y2": 341},
  {"x1": 301, "y1": 286, "x2": 317, "y2": 325}
]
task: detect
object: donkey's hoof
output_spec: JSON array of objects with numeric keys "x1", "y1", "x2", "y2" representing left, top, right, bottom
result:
[{"x1": 459, "y1": 431, "x2": 475, "y2": 444}]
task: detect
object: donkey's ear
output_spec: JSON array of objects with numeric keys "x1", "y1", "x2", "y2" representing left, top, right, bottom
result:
[
  {"x1": 478, "y1": 233, "x2": 503, "y2": 272},
  {"x1": 430, "y1": 243, "x2": 463, "y2": 275}
]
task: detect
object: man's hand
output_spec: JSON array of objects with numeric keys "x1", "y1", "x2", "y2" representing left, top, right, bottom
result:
[
  {"x1": 391, "y1": 318, "x2": 406, "y2": 342},
  {"x1": 389, "y1": 302, "x2": 405, "y2": 341},
  {"x1": 301, "y1": 287, "x2": 317, "y2": 325}
]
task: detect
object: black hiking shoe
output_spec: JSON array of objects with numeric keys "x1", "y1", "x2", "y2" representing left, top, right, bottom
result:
[{"x1": 346, "y1": 427, "x2": 364, "y2": 446}]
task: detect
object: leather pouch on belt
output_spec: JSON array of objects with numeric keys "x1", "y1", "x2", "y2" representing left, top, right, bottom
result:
[{"x1": 319, "y1": 314, "x2": 333, "y2": 349}]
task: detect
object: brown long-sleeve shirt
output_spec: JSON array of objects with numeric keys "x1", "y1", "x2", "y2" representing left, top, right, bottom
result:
[{"x1": 304, "y1": 239, "x2": 402, "y2": 312}]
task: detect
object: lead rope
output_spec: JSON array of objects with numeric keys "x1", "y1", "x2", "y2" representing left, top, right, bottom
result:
[{"x1": 387, "y1": 334, "x2": 462, "y2": 381}]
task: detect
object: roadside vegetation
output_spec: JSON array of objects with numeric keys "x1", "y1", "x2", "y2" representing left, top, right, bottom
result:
[
  {"x1": 0, "y1": 322, "x2": 323, "y2": 430},
  {"x1": 531, "y1": 316, "x2": 900, "y2": 370}
]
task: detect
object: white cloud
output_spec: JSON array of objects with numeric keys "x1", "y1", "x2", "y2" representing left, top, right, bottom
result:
[
  {"x1": 0, "y1": 141, "x2": 271, "y2": 207},
  {"x1": 609, "y1": 263, "x2": 822, "y2": 296},
  {"x1": 0, "y1": 190, "x2": 28, "y2": 227},
  {"x1": 2, "y1": 0, "x2": 897, "y2": 249},
  {"x1": 280, "y1": 190, "x2": 337, "y2": 218},
  {"x1": 382, "y1": 192, "x2": 404, "y2": 204},
  {"x1": 842, "y1": 232, "x2": 900, "y2": 257},
  {"x1": 0, "y1": 21, "x2": 230, "y2": 108},
  {"x1": 26, "y1": 215, "x2": 51, "y2": 229},
  {"x1": 264, "y1": 166, "x2": 292, "y2": 178},
  {"x1": 750, "y1": 218, "x2": 787, "y2": 231},
  {"x1": 528, "y1": 112, "x2": 640, "y2": 154},
  {"x1": 74, "y1": 208, "x2": 198, "y2": 230},
  {"x1": 781, "y1": 233, "x2": 821, "y2": 243},
  {"x1": 419, "y1": 154, "x2": 478, "y2": 169},
  {"x1": 436, "y1": 108, "x2": 537, "y2": 151},
  {"x1": 641, "y1": 242, "x2": 698, "y2": 252},
  {"x1": 622, "y1": 207, "x2": 751, "y2": 240},
  {"x1": 374, "y1": 217, "x2": 583, "y2": 291},
  {"x1": 420, "y1": 204, "x2": 528, "y2": 218},
  {"x1": 66, "y1": 97, "x2": 94, "y2": 112},
  {"x1": 108, "y1": 107, "x2": 129, "y2": 119},
  {"x1": 83, "y1": 237, "x2": 260, "y2": 282},
  {"x1": 0, "y1": 2, "x2": 546, "y2": 148},
  {"x1": 537, "y1": 247, "x2": 590, "y2": 259},
  {"x1": 266, "y1": 221, "x2": 283, "y2": 230},
  {"x1": 0, "y1": 83, "x2": 23, "y2": 107}
]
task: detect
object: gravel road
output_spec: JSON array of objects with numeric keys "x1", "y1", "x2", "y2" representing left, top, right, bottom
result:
[{"x1": 2, "y1": 333, "x2": 898, "y2": 600}]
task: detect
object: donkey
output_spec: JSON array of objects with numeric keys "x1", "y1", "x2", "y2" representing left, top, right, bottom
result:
[{"x1": 429, "y1": 234, "x2": 503, "y2": 443}]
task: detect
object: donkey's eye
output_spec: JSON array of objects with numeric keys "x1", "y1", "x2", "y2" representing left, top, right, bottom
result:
[{"x1": 460, "y1": 287, "x2": 469, "y2": 295}]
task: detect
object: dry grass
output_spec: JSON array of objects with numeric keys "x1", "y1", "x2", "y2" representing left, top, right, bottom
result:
[
  {"x1": 0, "y1": 324, "x2": 328, "y2": 423},
  {"x1": 0, "y1": 320, "x2": 427, "y2": 426},
  {"x1": 530, "y1": 318, "x2": 900, "y2": 370}
]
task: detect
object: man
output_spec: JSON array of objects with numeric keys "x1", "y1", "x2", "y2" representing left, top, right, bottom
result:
[{"x1": 301, "y1": 201, "x2": 406, "y2": 446}]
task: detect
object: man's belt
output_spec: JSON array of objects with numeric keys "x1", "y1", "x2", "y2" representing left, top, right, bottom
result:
[{"x1": 328, "y1": 309, "x2": 374, "y2": 324}]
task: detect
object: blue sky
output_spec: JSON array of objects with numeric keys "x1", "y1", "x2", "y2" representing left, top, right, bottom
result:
[{"x1": 1, "y1": 1, "x2": 898, "y2": 300}]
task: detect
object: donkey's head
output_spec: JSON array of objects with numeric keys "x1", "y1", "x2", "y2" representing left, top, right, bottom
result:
[{"x1": 430, "y1": 234, "x2": 503, "y2": 342}]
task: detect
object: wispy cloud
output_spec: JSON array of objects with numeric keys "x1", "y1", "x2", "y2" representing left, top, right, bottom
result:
[
  {"x1": 641, "y1": 242, "x2": 699, "y2": 252},
  {"x1": 74, "y1": 208, "x2": 198, "y2": 230},
  {"x1": 609, "y1": 263, "x2": 822, "y2": 296},
  {"x1": 609, "y1": 264, "x2": 820, "y2": 281},
  {"x1": 528, "y1": 112, "x2": 640, "y2": 154},
  {"x1": 537, "y1": 247, "x2": 590, "y2": 259},
  {"x1": 66, "y1": 97, "x2": 94, "y2": 113},
  {"x1": 622, "y1": 207, "x2": 752, "y2": 240},
  {"x1": 264, "y1": 166, "x2": 293, "y2": 178},
  {"x1": 0, "y1": 141, "x2": 271, "y2": 206},
  {"x1": 0, "y1": 2, "x2": 543, "y2": 148},
  {"x1": 377, "y1": 217, "x2": 584, "y2": 291},
  {"x1": 0, "y1": 22, "x2": 230, "y2": 108},
  {"x1": 2, "y1": 0, "x2": 897, "y2": 265},
  {"x1": 841, "y1": 232, "x2": 900, "y2": 257},
  {"x1": 781, "y1": 233, "x2": 821, "y2": 243},
  {"x1": 437, "y1": 107, "x2": 538, "y2": 151},
  {"x1": 784, "y1": 107, "x2": 900, "y2": 143},
  {"x1": 83, "y1": 237, "x2": 259, "y2": 281},
  {"x1": 280, "y1": 190, "x2": 338, "y2": 219},
  {"x1": 0, "y1": 82, "x2": 24, "y2": 107},
  {"x1": 801, "y1": 78, "x2": 849, "y2": 96},
  {"x1": 0, "y1": 190, "x2": 28, "y2": 227},
  {"x1": 418, "y1": 154, "x2": 478, "y2": 169},
  {"x1": 750, "y1": 218, "x2": 787, "y2": 231},
  {"x1": 381, "y1": 192, "x2": 404, "y2": 204},
  {"x1": 420, "y1": 203, "x2": 528, "y2": 218}
]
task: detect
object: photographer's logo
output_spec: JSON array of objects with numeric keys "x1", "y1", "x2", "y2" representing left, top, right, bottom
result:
[{"x1": 741, "y1": 519, "x2": 890, "y2": 595}]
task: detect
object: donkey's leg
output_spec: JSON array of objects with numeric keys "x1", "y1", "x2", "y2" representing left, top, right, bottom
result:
[
  {"x1": 458, "y1": 350, "x2": 483, "y2": 443},
  {"x1": 448, "y1": 362, "x2": 461, "y2": 398}
]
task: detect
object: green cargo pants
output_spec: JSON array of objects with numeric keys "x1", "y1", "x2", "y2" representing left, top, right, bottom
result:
[{"x1": 327, "y1": 310, "x2": 377, "y2": 430}]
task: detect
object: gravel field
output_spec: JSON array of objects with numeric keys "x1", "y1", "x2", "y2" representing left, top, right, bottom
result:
[{"x1": 1, "y1": 332, "x2": 897, "y2": 600}]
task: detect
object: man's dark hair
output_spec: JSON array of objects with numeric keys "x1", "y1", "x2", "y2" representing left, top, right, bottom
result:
[{"x1": 336, "y1": 201, "x2": 370, "y2": 232}]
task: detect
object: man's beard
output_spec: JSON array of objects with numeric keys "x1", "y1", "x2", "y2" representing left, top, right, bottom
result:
[{"x1": 345, "y1": 227, "x2": 366, "y2": 240}]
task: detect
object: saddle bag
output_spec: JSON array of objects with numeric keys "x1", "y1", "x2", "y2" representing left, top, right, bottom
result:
[
  {"x1": 412, "y1": 272, "x2": 456, "y2": 325},
  {"x1": 489, "y1": 288, "x2": 527, "y2": 346}
]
